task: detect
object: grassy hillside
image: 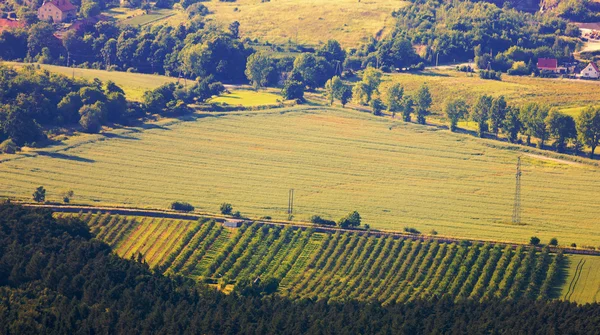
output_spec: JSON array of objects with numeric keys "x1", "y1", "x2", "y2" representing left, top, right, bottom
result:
[
  {"x1": 103, "y1": 7, "x2": 185, "y2": 27},
  {"x1": 203, "y1": 0, "x2": 408, "y2": 47},
  {"x1": 4, "y1": 107, "x2": 600, "y2": 246},
  {"x1": 386, "y1": 70, "x2": 600, "y2": 115},
  {"x1": 72, "y1": 212, "x2": 567, "y2": 303},
  {"x1": 2, "y1": 62, "x2": 177, "y2": 101}
]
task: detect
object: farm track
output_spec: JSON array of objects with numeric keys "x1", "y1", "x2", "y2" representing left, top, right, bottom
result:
[
  {"x1": 565, "y1": 259, "x2": 586, "y2": 301},
  {"x1": 29, "y1": 203, "x2": 600, "y2": 257}
]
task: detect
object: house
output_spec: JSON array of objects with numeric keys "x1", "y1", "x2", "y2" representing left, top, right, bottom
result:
[
  {"x1": 0, "y1": 18, "x2": 24, "y2": 33},
  {"x1": 37, "y1": 0, "x2": 77, "y2": 23},
  {"x1": 580, "y1": 62, "x2": 600, "y2": 79},
  {"x1": 537, "y1": 58, "x2": 568, "y2": 74}
]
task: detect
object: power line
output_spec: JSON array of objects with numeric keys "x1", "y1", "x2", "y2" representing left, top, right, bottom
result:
[{"x1": 512, "y1": 156, "x2": 522, "y2": 225}]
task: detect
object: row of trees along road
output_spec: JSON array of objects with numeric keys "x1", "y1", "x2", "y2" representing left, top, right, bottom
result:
[{"x1": 444, "y1": 96, "x2": 600, "y2": 157}]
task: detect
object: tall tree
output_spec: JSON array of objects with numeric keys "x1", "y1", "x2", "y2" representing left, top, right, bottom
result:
[
  {"x1": 502, "y1": 106, "x2": 522, "y2": 143},
  {"x1": 415, "y1": 84, "x2": 432, "y2": 125},
  {"x1": 576, "y1": 106, "x2": 600, "y2": 158},
  {"x1": 546, "y1": 110, "x2": 576, "y2": 153},
  {"x1": 402, "y1": 95, "x2": 414, "y2": 122},
  {"x1": 472, "y1": 95, "x2": 493, "y2": 137},
  {"x1": 489, "y1": 96, "x2": 507, "y2": 137},
  {"x1": 245, "y1": 52, "x2": 273, "y2": 89},
  {"x1": 324, "y1": 76, "x2": 343, "y2": 105},
  {"x1": 385, "y1": 83, "x2": 403, "y2": 118},
  {"x1": 444, "y1": 98, "x2": 469, "y2": 132},
  {"x1": 520, "y1": 103, "x2": 549, "y2": 148}
]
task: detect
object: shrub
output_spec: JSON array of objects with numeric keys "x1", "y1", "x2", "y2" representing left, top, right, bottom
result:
[
  {"x1": 171, "y1": 201, "x2": 195, "y2": 212},
  {"x1": 479, "y1": 70, "x2": 502, "y2": 80},
  {"x1": 0, "y1": 139, "x2": 18, "y2": 154},
  {"x1": 570, "y1": 243, "x2": 577, "y2": 248},
  {"x1": 220, "y1": 203, "x2": 233, "y2": 215},
  {"x1": 404, "y1": 227, "x2": 421, "y2": 234},
  {"x1": 530, "y1": 236, "x2": 540, "y2": 245},
  {"x1": 310, "y1": 215, "x2": 336, "y2": 226},
  {"x1": 338, "y1": 211, "x2": 361, "y2": 228},
  {"x1": 549, "y1": 238, "x2": 558, "y2": 246}
]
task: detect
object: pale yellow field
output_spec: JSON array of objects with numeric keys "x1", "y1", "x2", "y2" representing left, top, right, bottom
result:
[
  {"x1": 3, "y1": 107, "x2": 600, "y2": 246},
  {"x1": 203, "y1": 0, "x2": 408, "y2": 47},
  {"x1": 561, "y1": 255, "x2": 600, "y2": 304}
]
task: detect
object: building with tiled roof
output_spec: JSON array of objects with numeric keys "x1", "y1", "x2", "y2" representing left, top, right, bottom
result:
[{"x1": 37, "y1": 0, "x2": 77, "y2": 23}]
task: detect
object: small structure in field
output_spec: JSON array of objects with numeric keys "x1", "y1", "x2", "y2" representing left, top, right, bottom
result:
[
  {"x1": 37, "y1": 0, "x2": 77, "y2": 23},
  {"x1": 224, "y1": 219, "x2": 244, "y2": 228},
  {"x1": 579, "y1": 62, "x2": 600, "y2": 79}
]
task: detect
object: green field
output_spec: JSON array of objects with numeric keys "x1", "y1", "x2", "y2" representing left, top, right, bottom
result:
[
  {"x1": 74, "y1": 212, "x2": 566, "y2": 303},
  {"x1": 4, "y1": 107, "x2": 600, "y2": 246},
  {"x1": 561, "y1": 254, "x2": 600, "y2": 304},
  {"x1": 2, "y1": 62, "x2": 177, "y2": 101},
  {"x1": 204, "y1": 0, "x2": 408, "y2": 47},
  {"x1": 208, "y1": 90, "x2": 283, "y2": 107},
  {"x1": 386, "y1": 70, "x2": 600, "y2": 116},
  {"x1": 105, "y1": 7, "x2": 182, "y2": 27}
]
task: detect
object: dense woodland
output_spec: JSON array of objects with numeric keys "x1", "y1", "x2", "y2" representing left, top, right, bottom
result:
[{"x1": 0, "y1": 204, "x2": 599, "y2": 334}]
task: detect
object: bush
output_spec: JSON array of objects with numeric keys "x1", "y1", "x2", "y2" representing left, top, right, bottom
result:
[
  {"x1": 404, "y1": 227, "x2": 421, "y2": 234},
  {"x1": 0, "y1": 139, "x2": 18, "y2": 154},
  {"x1": 549, "y1": 238, "x2": 558, "y2": 246},
  {"x1": 479, "y1": 70, "x2": 502, "y2": 80},
  {"x1": 220, "y1": 203, "x2": 233, "y2": 215},
  {"x1": 337, "y1": 211, "x2": 361, "y2": 228},
  {"x1": 570, "y1": 243, "x2": 577, "y2": 248},
  {"x1": 171, "y1": 201, "x2": 195, "y2": 212},
  {"x1": 310, "y1": 215, "x2": 336, "y2": 226},
  {"x1": 530, "y1": 236, "x2": 540, "y2": 246}
]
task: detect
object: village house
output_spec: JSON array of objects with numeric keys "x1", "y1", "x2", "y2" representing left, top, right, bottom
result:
[
  {"x1": 0, "y1": 18, "x2": 24, "y2": 33},
  {"x1": 37, "y1": 0, "x2": 76, "y2": 23},
  {"x1": 579, "y1": 62, "x2": 600, "y2": 79},
  {"x1": 537, "y1": 58, "x2": 567, "y2": 74}
]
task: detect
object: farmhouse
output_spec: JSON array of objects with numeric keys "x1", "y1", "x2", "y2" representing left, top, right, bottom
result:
[
  {"x1": 580, "y1": 62, "x2": 600, "y2": 79},
  {"x1": 536, "y1": 58, "x2": 567, "y2": 74},
  {"x1": 37, "y1": 0, "x2": 77, "y2": 23}
]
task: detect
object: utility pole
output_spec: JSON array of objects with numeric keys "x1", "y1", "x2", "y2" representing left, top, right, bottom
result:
[
  {"x1": 512, "y1": 157, "x2": 522, "y2": 225},
  {"x1": 436, "y1": 52, "x2": 439, "y2": 68},
  {"x1": 287, "y1": 189, "x2": 294, "y2": 215}
]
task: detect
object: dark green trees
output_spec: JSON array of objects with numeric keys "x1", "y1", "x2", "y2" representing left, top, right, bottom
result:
[{"x1": 338, "y1": 211, "x2": 361, "y2": 228}]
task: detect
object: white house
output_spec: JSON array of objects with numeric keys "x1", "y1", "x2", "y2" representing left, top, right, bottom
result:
[{"x1": 580, "y1": 62, "x2": 600, "y2": 79}]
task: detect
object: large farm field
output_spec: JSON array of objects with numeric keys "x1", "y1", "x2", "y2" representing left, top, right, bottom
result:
[
  {"x1": 3, "y1": 107, "x2": 600, "y2": 246},
  {"x1": 71, "y1": 212, "x2": 570, "y2": 303},
  {"x1": 561, "y1": 254, "x2": 600, "y2": 304},
  {"x1": 203, "y1": 0, "x2": 408, "y2": 48},
  {"x1": 386, "y1": 70, "x2": 600, "y2": 115}
]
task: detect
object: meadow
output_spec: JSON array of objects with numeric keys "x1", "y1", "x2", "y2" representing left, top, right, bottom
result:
[
  {"x1": 208, "y1": 89, "x2": 283, "y2": 107},
  {"x1": 561, "y1": 254, "x2": 600, "y2": 304},
  {"x1": 203, "y1": 0, "x2": 408, "y2": 48},
  {"x1": 103, "y1": 7, "x2": 183, "y2": 27},
  {"x1": 385, "y1": 70, "x2": 600, "y2": 116},
  {"x1": 72, "y1": 212, "x2": 567, "y2": 303},
  {"x1": 2, "y1": 62, "x2": 177, "y2": 101},
  {"x1": 3, "y1": 107, "x2": 600, "y2": 246}
]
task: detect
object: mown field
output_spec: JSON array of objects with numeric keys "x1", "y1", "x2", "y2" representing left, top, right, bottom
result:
[
  {"x1": 203, "y1": 0, "x2": 408, "y2": 47},
  {"x1": 103, "y1": 7, "x2": 184, "y2": 27},
  {"x1": 208, "y1": 89, "x2": 283, "y2": 107},
  {"x1": 3, "y1": 107, "x2": 600, "y2": 246},
  {"x1": 72, "y1": 212, "x2": 568, "y2": 303},
  {"x1": 2, "y1": 62, "x2": 177, "y2": 101},
  {"x1": 386, "y1": 70, "x2": 600, "y2": 115}
]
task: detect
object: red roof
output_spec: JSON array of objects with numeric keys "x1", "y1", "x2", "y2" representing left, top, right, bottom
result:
[
  {"x1": 46, "y1": 0, "x2": 77, "y2": 12},
  {"x1": 590, "y1": 62, "x2": 600, "y2": 73},
  {"x1": 0, "y1": 19, "x2": 24, "y2": 32},
  {"x1": 537, "y1": 58, "x2": 558, "y2": 70}
]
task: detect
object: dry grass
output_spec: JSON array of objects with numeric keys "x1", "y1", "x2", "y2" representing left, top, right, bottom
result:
[
  {"x1": 208, "y1": 89, "x2": 282, "y2": 107},
  {"x1": 384, "y1": 69, "x2": 600, "y2": 115},
  {"x1": 3, "y1": 107, "x2": 600, "y2": 246},
  {"x1": 561, "y1": 255, "x2": 600, "y2": 304},
  {"x1": 203, "y1": 0, "x2": 408, "y2": 47}
]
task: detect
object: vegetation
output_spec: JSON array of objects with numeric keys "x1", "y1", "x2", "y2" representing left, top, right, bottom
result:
[
  {"x1": 4, "y1": 108, "x2": 600, "y2": 246},
  {"x1": 2, "y1": 205, "x2": 599, "y2": 333}
]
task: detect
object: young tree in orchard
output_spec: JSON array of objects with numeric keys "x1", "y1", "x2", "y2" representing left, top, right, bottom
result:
[
  {"x1": 546, "y1": 110, "x2": 576, "y2": 153},
  {"x1": 385, "y1": 83, "x2": 403, "y2": 118},
  {"x1": 415, "y1": 84, "x2": 432, "y2": 125},
  {"x1": 324, "y1": 76, "x2": 343, "y2": 105},
  {"x1": 472, "y1": 95, "x2": 493, "y2": 137},
  {"x1": 402, "y1": 95, "x2": 414, "y2": 122},
  {"x1": 370, "y1": 97, "x2": 385, "y2": 116},
  {"x1": 489, "y1": 96, "x2": 507, "y2": 137},
  {"x1": 502, "y1": 106, "x2": 522, "y2": 143},
  {"x1": 576, "y1": 106, "x2": 600, "y2": 159},
  {"x1": 444, "y1": 98, "x2": 469, "y2": 132},
  {"x1": 245, "y1": 52, "x2": 273, "y2": 89}
]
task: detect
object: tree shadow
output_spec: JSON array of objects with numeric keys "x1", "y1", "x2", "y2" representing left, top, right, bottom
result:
[
  {"x1": 37, "y1": 151, "x2": 95, "y2": 163},
  {"x1": 102, "y1": 133, "x2": 139, "y2": 140},
  {"x1": 549, "y1": 256, "x2": 570, "y2": 300}
]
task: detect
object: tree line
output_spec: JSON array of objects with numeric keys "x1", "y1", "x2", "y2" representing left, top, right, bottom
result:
[
  {"x1": 444, "y1": 95, "x2": 600, "y2": 158},
  {"x1": 1, "y1": 204, "x2": 599, "y2": 334}
]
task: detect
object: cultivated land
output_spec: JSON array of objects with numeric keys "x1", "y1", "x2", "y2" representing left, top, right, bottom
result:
[
  {"x1": 386, "y1": 70, "x2": 600, "y2": 115},
  {"x1": 104, "y1": 7, "x2": 183, "y2": 27},
  {"x1": 561, "y1": 254, "x2": 600, "y2": 304},
  {"x1": 3, "y1": 62, "x2": 177, "y2": 101},
  {"x1": 3, "y1": 107, "x2": 600, "y2": 246},
  {"x1": 203, "y1": 0, "x2": 408, "y2": 47},
  {"x1": 71, "y1": 212, "x2": 567, "y2": 303},
  {"x1": 208, "y1": 89, "x2": 283, "y2": 107}
]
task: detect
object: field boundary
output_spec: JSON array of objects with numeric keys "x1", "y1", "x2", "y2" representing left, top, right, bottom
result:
[{"x1": 18, "y1": 203, "x2": 600, "y2": 257}]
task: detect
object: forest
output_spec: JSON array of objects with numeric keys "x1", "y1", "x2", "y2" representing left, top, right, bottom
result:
[{"x1": 0, "y1": 204, "x2": 599, "y2": 334}]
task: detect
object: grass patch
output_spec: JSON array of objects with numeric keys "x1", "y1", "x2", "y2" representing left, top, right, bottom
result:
[
  {"x1": 203, "y1": 0, "x2": 408, "y2": 48},
  {"x1": 208, "y1": 89, "x2": 283, "y2": 107},
  {"x1": 2, "y1": 62, "x2": 177, "y2": 101},
  {"x1": 109, "y1": 8, "x2": 180, "y2": 27},
  {"x1": 3, "y1": 107, "x2": 600, "y2": 246}
]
